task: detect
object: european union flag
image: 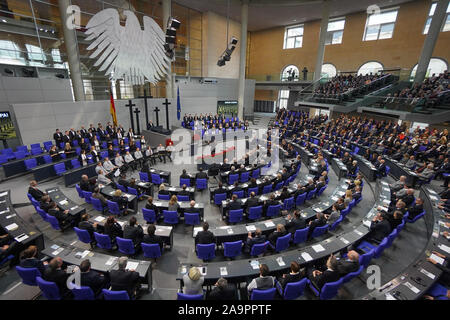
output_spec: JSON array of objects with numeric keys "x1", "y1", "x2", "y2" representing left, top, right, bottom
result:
[{"x1": 177, "y1": 86, "x2": 181, "y2": 120}]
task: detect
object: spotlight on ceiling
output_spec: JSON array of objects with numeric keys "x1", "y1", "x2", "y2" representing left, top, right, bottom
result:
[
  {"x1": 4, "y1": 68, "x2": 13, "y2": 75},
  {"x1": 55, "y1": 73, "x2": 65, "y2": 79},
  {"x1": 22, "y1": 68, "x2": 35, "y2": 77}
]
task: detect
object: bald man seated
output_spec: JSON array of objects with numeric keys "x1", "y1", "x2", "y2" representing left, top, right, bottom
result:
[{"x1": 336, "y1": 250, "x2": 360, "y2": 276}]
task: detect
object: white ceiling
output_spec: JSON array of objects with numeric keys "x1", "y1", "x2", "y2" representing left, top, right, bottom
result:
[{"x1": 173, "y1": 0, "x2": 416, "y2": 31}]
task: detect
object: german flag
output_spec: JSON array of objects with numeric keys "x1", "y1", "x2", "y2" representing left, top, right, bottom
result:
[{"x1": 110, "y1": 91, "x2": 118, "y2": 127}]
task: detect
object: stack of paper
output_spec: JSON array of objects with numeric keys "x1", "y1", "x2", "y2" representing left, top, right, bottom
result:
[
  {"x1": 250, "y1": 260, "x2": 260, "y2": 270},
  {"x1": 5, "y1": 223, "x2": 18, "y2": 231},
  {"x1": 126, "y1": 261, "x2": 139, "y2": 270},
  {"x1": 301, "y1": 252, "x2": 313, "y2": 262},
  {"x1": 312, "y1": 244, "x2": 325, "y2": 253},
  {"x1": 429, "y1": 253, "x2": 445, "y2": 265}
]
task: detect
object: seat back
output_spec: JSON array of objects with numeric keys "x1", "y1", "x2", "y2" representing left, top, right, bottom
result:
[
  {"x1": 116, "y1": 237, "x2": 135, "y2": 255},
  {"x1": 251, "y1": 169, "x2": 260, "y2": 179},
  {"x1": 43, "y1": 141, "x2": 53, "y2": 151},
  {"x1": 36, "y1": 207, "x2": 48, "y2": 221},
  {"x1": 94, "y1": 232, "x2": 112, "y2": 250},
  {"x1": 248, "y1": 186, "x2": 259, "y2": 196},
  {"x1": 320, "y1": 278, "x2": 343, "y2": 300},
  {"x1": 283, "y1": 278, "x2": 309, "y2": 300},
  {"x1": 262, "y1": 184, "x2": 273, "y2": 194},
  {"x1": 248, "y1": 205, "x2": 262, "y2": 220},
  {"x1": 196, "y1": 243, "x2": 215, "y2": 260},
  {"x1": 72, "y1": 286, "x2": 95, "y2": 300},
  {"x1": 74, "y1": 227, "x2": 92, "y2": 244},
  {"x1": 387, "y1": 229, "x2": 398, "y2": 246},
  {"x1": 223, "y1": 240, "x2": 243, "y2": 258},
  {"x1": 102, "y1": 289, "x2": 130, "y2": 300},
  {"x1": 250, "y1": 241, "x2": 269, "y2": 256},
  {"x1": 240, "y1": 172, "x2": 250, "y2": 183},
  {"x1": 163, "y1": 210, "x2": 178, "y2": 224},
  {"x1": 329, "y1": 216, "x2": 344, "y2": 231},
  {"x1": 75, "y1": 184, "x2": 84, "y2": 199},
  {"x1": 36, "y1": 276, "x2": 61, "y2": 300},
  {"x1": 373, "y1": 237, "x2": 389, "y2": 259},
  {"x1": 142, "y1": 208, "x2": 156, "y2": 224},
  {"x1": 251, "y1": 287, "x2": 276, "y2": 300},
  {"x1": 342, "y1": 265, "x2": 364, "y2": 283},
  {"x1": 295, "y1": 193, "x2": 307, "y2": 206},
  {"x1": 274, "y1": 181, "x2": 284, "y2": 191},
  {"x1": 71, "y1": 159, "x2": 81, "y2": 169},
  {"x1": 340, "y1": 206, "x2": 351, "y2": 217},
  {"x1": 177, "y1": 195, "x2": 190, "y2": 202},
  {"x1": 107, "y1": 200, "x2": 122, "y2": 215},
  {"x1": 127, "y1": 187, "x2": 139, "y2": 197},
  {"x1": 184, "y1": 212, "x2": 200, "y2": 226},
  {"x1": 141, "y1": 243, "x2": 162, "y2": 259},
  {"x1": 306, "y1": 188, "x2": 317, "y2": 200},
  {"x1": 24, "y1": 158, "x2": 38, "y2": 170},
  {"x1": 117, "y1": 184, "x2": 127, "y2": 193},
  {"x1": 283, "y1": 197, "x2": 294, "y2": 210},
  {"x1": 275, "y1": 233, "x2": 291, "y2": 252},
  {"x1": 16, "y1": 266, "x2": 41, "y2": 286},
  {"x1": 14, "y1": 151, "x2": 26, "y2": 159},
  {"x1": 53, "y1": 163, "x2": 66, "y2": 175},
  {"x1": 267, "y1": 204, "x2": 281, "y2": 217},
  {"x1": 139, "y1": 172, "x2": 149, "y2": 182},
  {"x1": 82, "y1": 191, "x2": 92, "y2": 204},
  {"x1": 232, "y1": 190, "x2": 244, "y2": 199},
  {"x1": 359, "y1": 249, "x2": 374, "y2": 268},
  {"x1": 91, "y1": 197, "x2": 105, "y2": 212},
  {"x1": 151, "y1": 173, "x2": 162, "y2": 185},
  {"x1": 293, "y1": 227, "x2": 309, "y2": 244},
  {"x1": 196, "y1": 178, "x2": 207, "y2": 190},
  {"x1": 179, "y1": 178, "x2": 191, "y2": 187},
  {"x1": 311, "y1": 224, "x2": 328, "y2": 238},
  {"x1": 158, "y1": 193, "x2": 170, "y2": 200},
  {"x1": 46, "y1": 214, "x2": 61, "y2": 230},
  {"x1": 228, "y1": 209, "x2": 243, "y2": 223},
  {"x1": 177, "y1": 292, "x2": 203, "y2": 300},
  {"x1": 228, "y1": 174, "x2": 239, "y2": 185},
  {"x1": 43, "y1": 155, "x2": 52, "y2": 164},
  {"x1": 316, "y1": 185, "x2": 327, "y2": 197},
  {"x1": 214, "y1": 193, "x2": 227, "y2": 206}
]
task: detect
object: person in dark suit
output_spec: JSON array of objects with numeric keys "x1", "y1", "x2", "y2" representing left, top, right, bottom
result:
[
  {"x1": 307, "y1": 212, "x2": 327, "y2": 239},
  {"x1": 19, "y1": 245, "x2": 48, "y2": 275},
  {"x1": 79, "y1": 259, "x2": 108, "y2": 296},
  {"x1": 142, "y1": 224, "x2": 164, "y2": 251},
  {"x1": 221, "y1": 159, "x2": 231, "y2": 172},
  {"x1": 184, "y1": 200, "x2": 200, "y2": 215},
  {"x1": 244, "y1": 228, "x2": 266, "y2": 253},
  {"x1": 264, "y1": 194, "x2": 279, "y2": 215},
  {"x1": 118, "y1": 173, "x2": 130, "y2": 189},
  {"x1": 47, "y1": 202, "x2": 73, "y2": 227},
  {"x1": 228, "y1": 194, "x2": 243, "y2": 211},
  {"x1": 104, "y1": 216, "x2": 123, "y2": 242},
  {"x1": 386, "y1": 210, "x2": 404, "y2": 229},
  {"x1": 368, "y1": 212, "x2": 392, "y2": 243},
  {"x1": 39, "y1": 195, "x2": 54, "y2": 213},
  {"x1": 213, "y1": 182, "x2": 227, "y2": 198},
  {"x1": 145, "y1": 197, "x2": 159, "y2": 215},
  {"x1": 53, "y1": 129, "x2": 63, "y2": 146},
  {"x1": 112, "y1": 189, "x2": 128, "y2": 211},
  {"x1": 336, "y1": 250, "x2": 360, "y2": 276},
  {"x1": 195, "y1": 222, "x2": 216, "y2": 246},
  {"x1": 109, "y1": 256, "x2": 141, "y2": 299},
  {"x1": 178, "y1": 185, "x2": 191, "y2": 197},
  {"x1": 43, "y1": 257, "x2": 71, "y2": 298},
  {"x1": 304, "y1": 178, "x2": 316, "y2": 193},
  {"x1": 28, "y1": 180, "x2": 45, "y2": 201},
  {"x1": 207, "y1": 277, "x2": 237, "y2": 300},
  {"x1": 285, "y1": 210, "x2": 306, "y2": 234},
  {"x1": 123, "y1": 217, "x2": 144, "y2": 248},
  {"x1": 180, "y1": 169, "x2": 190, "y2": 180},
  {"x1": 376, "y1": 159, "x2": 387, "y2": 177},
  {"x1": 268, "y1": 224, "x2": 288, "y2": 247},
  {"x1": 79, "y1": 175, "x2": 92, "y2": 192},
  {"x1": 278, "y1": 261, "x2": 305, "y2": 291},
  {"x1": 195, "y1": 168, "x2": 208, "y2": 180},
  {"x1": 78, "y1": 214, "x2": 99, "y2": 241},
  {"x1": 246, "y1": 192, "x2": 260, "y2": 212},
  {"x1": 278, "y1": 186, "x2": 291, "y2": 201},
  {"x1": 309, "y1": 254, "x2": 341, "y2": 290},
  {"x1": 408, "y1": 198, "x2": 424, "y2": 219}
]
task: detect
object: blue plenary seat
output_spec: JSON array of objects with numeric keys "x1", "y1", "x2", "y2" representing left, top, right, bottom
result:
[
  {"x1": 116, "y1": 237, "x2": 135, "y2": 255},
  {"x1": 196, "y1": 243, "x2": 215, "y2": 261},
  {"x1": 279, "y1": 278, "x2": 309, "y2": 300},
  {"x1": 250, "y1": 241, "x2": 269, "y2": 257},
  {"x1": 102, "y1": 289, "x2": 130, "y2": 300},
  {"x1": 36, "y1": 276, "x2": 61, "y2": 300},
  {"x1": 293, "y1": 227, "x2": 309, "y2": 244},
  {"x1": 142, "y1": 208, "x2": 157, "y2": 224},
  {"x1": 250, "y1": 288, "x2": 276, "y2": 300},
  {"x1": 270, "y1": 233, "x2": 291, "y2": 252},
  {"x1": 74, "y1": 227, "x2": 93, "y2": 245},
  {"x1": 94, "y1": 232, "x2": 113, "y2": 250},
  {"x1": 248, "y1": 205, "x2": 263, "y2": 220},
  {"x1": 142, "y1": 243, "x2": 162, "y2": 259},
  {"x1": 295, "y1": 193, "x2": 307, "y2": 207},
  {"x1": 16, "y1": 266, "x2": 41, "y2": 286},
  {"x1": 53, "y1": 163, "x2": 66, "y2": 176},
  {"x1": 228, "y1": 209, "x2": 243, "y2": 223},
  {"x1": 72, "y1": 286, "x2": 95, "y2": 300},
  {"x1": 24, "y1": 158, "x2": 38, "y2": 170},
  {"x1": 196, "y1": 178, "x2": 207, "y2": 190},
  {"x1": 177, "y1": 292, "x2": 203, "y2": 300},
  {"x1": 223, "y1": 240, "x2": 243, "y2": 258},
  {"x1": 184, "y1": 212, "x2": 200, "y2": 226},
  {"x1": 163, "y1": 210, "x2": 178, "y2": 225},
  {"x1": 214, "y1": 193, "x2": 227, "y2": 206},
  {"x1": 266, "y1": 204, "x2": 281, "y2": 217},
  {"x1": 139, "y1": 172, "x2": 149, "y2": 182}
]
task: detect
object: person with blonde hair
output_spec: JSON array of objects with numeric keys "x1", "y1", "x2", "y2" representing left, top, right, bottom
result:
[
  {"x1": 344, "y1": 189, "x2": 353, "y2": 206},
  {"x1": 182, "y1": 267, "x2": 204, "y2": 295},
  {"x1": 168, "y1": 195, "x2": 180, "y2": 212},
  {"x1": 112, "y1": 189, "x2": 128, "y2": 212}
]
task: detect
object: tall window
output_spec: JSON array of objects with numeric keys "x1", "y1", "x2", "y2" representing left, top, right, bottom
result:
[
  {"x1": 321, "y1": 63, "x2": 337, "y2": 79},
  {"x1": 278, "y1": 90, "x2": 289, "y2": 110},
  {"x1": 363, "y1": 8, "x2": 398, "y2": 41},
  {"x1": 283, "y1": 25, "x2": 304, "y2": 49},
  {"x1": 410, "y1": 58, "x2": 448, "y2": 80},
  {"x1": 25, "y1": 44, "x2": 46, "y2": 66},
  {"x1": 281, "y1": 65, "x2": 299, "y2": 81},
  {"x1": 358, "y1": 61, "x2": 384, "y2": 75},
  {"x1": 0, "y1": 40, "x2": 24, "y2": 65},
  {"x1": 325, "y1": 18, "x2": 345, "y2": 45},
  {"x1": 423, "y1": 2, "x2": 450, "y2": 34}
]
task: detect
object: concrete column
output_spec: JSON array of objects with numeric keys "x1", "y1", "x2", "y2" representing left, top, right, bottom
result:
[
  {"x1": 414, "y1": 0, "x2": 449, "y2": 84},
  {"x1": 162, "y1": 0, "x2": 173, "y2": 98},
  {"x1": 313, "y1": 0, "x2": 330, "y2": 84},
  {"x1": 58, "y1": 0, "x2": 85, "y2": 101},
  {"x1": 237, "y1": 0, "x2": 248, "y2": 120}
]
